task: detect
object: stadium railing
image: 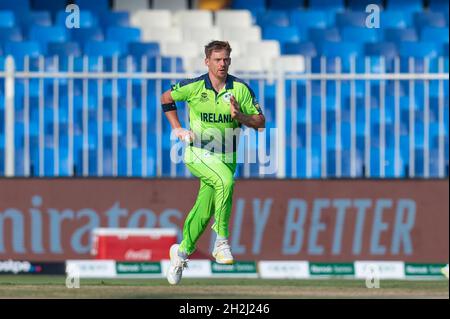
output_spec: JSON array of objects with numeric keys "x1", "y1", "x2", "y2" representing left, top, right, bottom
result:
[{"x1": 0, "y1": 55, "x2": 448, "y2": 179}]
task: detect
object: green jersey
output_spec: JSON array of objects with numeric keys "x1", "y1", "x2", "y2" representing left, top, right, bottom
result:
[{"x1": 170, "y1": 73, "x2": 262, "y2": 154}]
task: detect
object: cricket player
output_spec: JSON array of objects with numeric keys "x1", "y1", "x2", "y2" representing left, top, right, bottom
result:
[{"x1": 161, "y1": 41, "x2": 265, "y2": 285}]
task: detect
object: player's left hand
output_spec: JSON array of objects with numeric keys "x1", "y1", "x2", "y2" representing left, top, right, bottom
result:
[{"x1": 230, "y1": 96, "x2": 240, "y2": 119}]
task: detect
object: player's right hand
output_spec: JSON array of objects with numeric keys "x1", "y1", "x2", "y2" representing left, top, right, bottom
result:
[{"x1": 174, "y1": 128, "x2": 195, "y2": 143}]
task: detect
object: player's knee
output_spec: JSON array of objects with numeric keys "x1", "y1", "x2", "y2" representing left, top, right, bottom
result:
[
  {"x1": 213, "y1": 174, "x2": 234, "y2": 191},
  {"x1": 221, "y1": 177, "x2": 235, "y2": 191}
]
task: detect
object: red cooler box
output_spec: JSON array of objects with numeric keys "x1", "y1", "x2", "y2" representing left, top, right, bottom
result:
[{"x1": 91, "y1": 228, "x2": 177, "y2": 261}]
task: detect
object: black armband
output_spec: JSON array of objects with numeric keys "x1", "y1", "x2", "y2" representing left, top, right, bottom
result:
[{"x1": 162, "y1": 102, "x2": 177, "y2": 112}]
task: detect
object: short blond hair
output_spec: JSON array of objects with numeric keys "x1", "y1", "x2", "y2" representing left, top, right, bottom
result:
[{"x1": 204, "y1": 40, "x2": 232, "y2": 58}]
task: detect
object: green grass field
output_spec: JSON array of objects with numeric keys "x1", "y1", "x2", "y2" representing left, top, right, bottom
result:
[{"x1": 0, "y1": 276, "x2": 448, "y2": 299}]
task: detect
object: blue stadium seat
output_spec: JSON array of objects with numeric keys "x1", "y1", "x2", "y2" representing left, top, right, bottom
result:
[
  {"x1": 101, "y1": 150, "x2": 113, "y2": 177},
  {"x1": 309, "y1": 0, "x2": 344, "y2": 11},
  {"x1": 131, "y1": 149, "x2": 143, "y2": 177},
  {"x1": 128, "y1": 42, "x2": 160, "y2": 58},
  {"x1": 347, "y1": 0, "x2": 383, "y2": 10},
  {"x1": 420, "y1": 27, "x2": 450, "y2": 44},
  {"x1": 335, "y1": 11, "x2": 368, "y2": 28},
  {"x1": 346, "y1": 146, "x2": 364, "y2": 173},
  {"x1": 42, "y1": 138, "x2": 56, "y2": 166},
  {"x1": 444, "y1": 43, "x2": 449, "y2": 56},
  {"x1": 429, "y1": 149, "x2": 440, "y2": 177},
  {"x1": 70, "y1": 27, "x2": 104, "y2": 45},
  {"x1": 429, "y1": 0, "x2": 449, "y2": 12},
  {"x1": 429, "y1": 97, "x2": 448, "y2": 122},
  {"x1": 384, "y1": 148, "x2": 400, "y2": 177},
  {"x1": 257, "y1": 10, "x2": 290, "y2": 27},
  {"x1": 106, "y1": 27, "x2": 141, "y2": 45},
  {"x1": 31, "y1": 0, "x2": 67, "y2": 16},
  {"x1": 0, "y1": 11, "x2": 15, "y2": 27},
  {"x1": 365, "y1": 42, "x2": 398, "y2": 58},
  {"x1": 29, "y1": 25, "x2": 68, "y2": 46},
  {"x1": 399, "y1": 42, "x2": 440, "y2": 58},
  {"x1": 75, "y1": 0, "x2": 109, "y2": 12},
  {"x1": 56, "y1": 10, "x2": 98, "y2": 28},
  {"x1": 99, "y1": 11, "x2": 130, "y2": 28},
  {"x1": 309, "y1": 146, "x2": 322, "y2": 177},
  {"x1": 387, "y1": 0, "x2": 423, "y2": 12},
  {"x1": 290, "y1": 10, "x2": 331, "y2": 38},
  {"x1": 282, "y1": 42, "x2": 317, "y2": 56},
  {"x1": 57, "y1": 146, "x2": 70, "y2": 176},
  {"x1": 326, "y1": 148, "x2": 337, "y2": 176},
  {"x1": 267, "y1": 0, "x2": 304, "y2": 10},
  {"x1": 414, "y1": 11, "x2": 448, "y2": 29},
  {"x1": 320, "y1": 42, "x2": 363, "y2": 72},
  {"x1": 14, "y1": 148, "x2": 25, "y2": 176},
  {"x1": 84, "y1": 41, "x2": 122, "y2": 57},
  {"x1": 363, "y1": 42, "x2": 399, "y2": 72},
  {"x1": 4, "y1": 41, "x2": 41, "y2": 58},
  {"x1": 0, "y1": 27, "x2": 22, "y2": 42},
  {"x1": 0, "y1": 0, "x2": 30, "y2": 13},
  {"x1": 341, "y1": 123, "x2": 351, "y2": 150},
  {"x1": 384, "y1": 28, "x2": 418, "y2": 42},
  {"x1": 16, "y1": 11, "x2": 52, "y2": 33},
  {"x1": 413, "y1": 148, "x2": 425, "y2": 177},
  {"x1": 295, "y1": 149, "x2": 307, "y2": 178},
  {"x1": 231, "y1": 0, "x2": 266, "y2": 11},
  {"x1": 321, "y1": 42, "x2": 362, "y2": 58},
  {"x1": 47, "y1": 42, "x2": 82, "y2": 57},
  {"x1": 308, "y1": 27, "x2": 341, "y2": 44},
  {"x1": 341, "y1": 27, "x2": 381, "y2": 43},
  {"x1": 369, "y1": 147, "x2": 384, "y2": 177},
  {"x1": 380, "y1": 11, "x2": 412, "y2": 28},
  {"x1": 263, "y1": 26, "x2": 301, "y2": 43}
]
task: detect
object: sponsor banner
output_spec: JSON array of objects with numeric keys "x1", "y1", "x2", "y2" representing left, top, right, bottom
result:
[
  {"x1": 405, "y1": 263, "x2": 447, "y2": 277},
  {"x1": 161, "y1": 259, "x2": 212, "y2": 278},
  {"x1": 180, "y1": 260, "x2": 212, "y2": 278},
  {"x1": 0, "y1": 180, "x2": 447, "y2": 262},
  {"x1": 116, "y1": 262, "x2": 162, "y2": 277},
  {"x1": 66, "y1": 260, "x2": 116, "y2": 278},
  {"x1": 354, "y1": 261, "x2": 405, "y2": 279},
  {"x1": 211, "y1": 261, "x2": 258, "y2": 277},
  {"x1": 58, "y1": 260, "x2": 448, "y2": 279},
  {"x1": 309, "y1": 263, "x2": 355, "y2": 277},
  {"x1": 258, "y1": 261, "x2": 310, "y2": 279},
  {"x1": 0, "y1": 260, "x2": 65, "y2": 275}
]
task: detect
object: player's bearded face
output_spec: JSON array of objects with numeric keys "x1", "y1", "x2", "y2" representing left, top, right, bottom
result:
[{"x1": 206, "y1": 50, "x2": 231, "y2": 79}]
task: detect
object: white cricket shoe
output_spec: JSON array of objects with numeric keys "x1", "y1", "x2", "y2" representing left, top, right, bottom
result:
[
  {"x1": 212, "y1": 239, "x2": 234, "y2": 264},
  {"x1": 166, "y1": 244, "x2": 188, "y2": 285},
  {"x1": 441, "y1": 264, "x2": 449, "y2": 279}
]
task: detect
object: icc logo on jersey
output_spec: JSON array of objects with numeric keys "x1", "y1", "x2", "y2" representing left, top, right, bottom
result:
[{"x1": 200, "y1": 92, "x2": 209, "y2": 102}]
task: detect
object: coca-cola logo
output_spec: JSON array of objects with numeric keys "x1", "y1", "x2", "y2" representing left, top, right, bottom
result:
[{"x1": 125, "y1": 249, "x2": 152, "y2": 260}]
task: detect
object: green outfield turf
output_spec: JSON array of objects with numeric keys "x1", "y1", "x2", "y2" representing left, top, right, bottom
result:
[{"x1": 0, "y1": 276, "x2": 448, "y2": 299}]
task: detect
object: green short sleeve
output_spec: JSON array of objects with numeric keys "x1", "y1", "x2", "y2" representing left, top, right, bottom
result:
[
  {"x1": 170, "y1": 78, "x2": 203, "y2": 102},
  {"x1": 240, "y1": 85, "x2": 263, "y2": 116}
]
